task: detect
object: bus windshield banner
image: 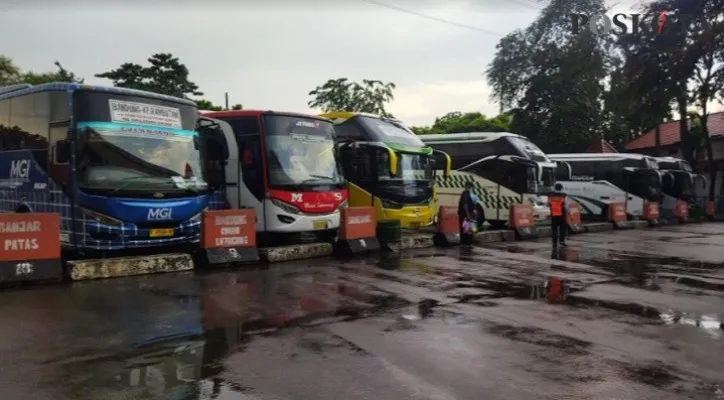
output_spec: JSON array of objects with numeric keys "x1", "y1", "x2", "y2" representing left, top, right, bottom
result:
[{"x1": 109, "y1": 99, "x2": 182, "y2": 129}]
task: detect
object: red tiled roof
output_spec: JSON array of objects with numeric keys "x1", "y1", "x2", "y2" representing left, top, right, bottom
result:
[
  {"x1": 626, "y1": 111, "x2": 724, "y2": 150},
  {"x1": 586, "y1": 139, "x2": 618, "y2": 153}
]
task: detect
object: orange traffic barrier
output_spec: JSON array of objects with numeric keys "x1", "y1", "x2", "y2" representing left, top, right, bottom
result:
[
  {"x1": 336, "y1": 207, "x2": 379, "y2": 254},
  {"x1": 509, "y1": 203, "x2": 534, "y2": 228},
  {"x1": 566, "y1": 202, "x2": 584, "y2": 234},
  {"x1": 674, "y1": 200, "x2": 689, "y2": 221},
  {"x1": 201, "y1": 209, "x2": 258, "y2": 263},
  {"x1": 0, "y1": 212, "x2": 63, "y2": 283},
  {"x1": 607, "y1": 202, "x2": 627, "y2": 222},
  {"x1": 643, "y1": 201, "x2": 660, "y2": 221},
  {"x1": 706, "y1": 200, "x2": 715, "y2": 218},
  {"x1": 508, "y1": 203, "x2": 536, "y2": 240},
  {"x1": 434, "y1": 206, "x2": 461, "y2": 246}
]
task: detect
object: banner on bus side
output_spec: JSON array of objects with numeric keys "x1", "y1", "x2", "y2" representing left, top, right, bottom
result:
[
  {"x1": 201, "y1": 209, "x2": 258, "y2": 264},
  {"x1": 0, "y1": 213, "x2": 63, "y2": 283}
]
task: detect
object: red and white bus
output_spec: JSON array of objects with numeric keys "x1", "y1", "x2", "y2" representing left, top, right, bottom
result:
[{"x1": 199, "y1": 110, "x2": 347, "y2": 240}]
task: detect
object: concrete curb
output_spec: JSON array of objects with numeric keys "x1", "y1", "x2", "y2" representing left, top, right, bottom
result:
[
  {"x1": 385, "y1": 234, "x2": 435, "y2": 251},
  {"x1": 66, "y1": 253, "x2": 193, "y2": 281},
  {"x1": 260, "y1": 242, "x2": 334, "y2": 263},
  {"x1": 583, "y1": 222, "x2": 614, "y2": 233}
]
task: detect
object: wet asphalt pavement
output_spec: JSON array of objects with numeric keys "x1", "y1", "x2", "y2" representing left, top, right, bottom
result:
[{"x1": 1, "y1": 224, "x2": 724, "y2": 399}]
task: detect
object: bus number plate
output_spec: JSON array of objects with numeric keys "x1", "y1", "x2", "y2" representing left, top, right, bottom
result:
[
  {"x1": 150, "y1": 228, "x2": 174, "y2": 238},
  {"x1": 313, "y1": 220, "x2": 328, "y2": 229}
]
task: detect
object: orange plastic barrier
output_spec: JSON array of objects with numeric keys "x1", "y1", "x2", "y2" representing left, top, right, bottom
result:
[
  {"x1": 566, "y1": 203, "x2": 581, "y2": 225},
  {"x1": 643, "y1": 201, "x2": 660, "y2": 221},
  {"x1": 339, "y1": 207, "x2": 376, "y2": 240},
  {"x1": 436, "y1": 206, "x2": 459, "y2": 234},
  {"x1": 508, "y1": 203, "x2": 534, "y2": 228},
  {"x1": 674, "y1": 200, "x2": 689, "y2": 219},
  {"x1": 201, "y1": 209, "x2": 256, "y2": 249},
  {"x1": 706, "y1": 200, "x2": 715, "y2": 217},
  {"x1": 607, "y1": 202, "x2": 627, "y2": 222},
  {"x1": 0, "y1": 213, "x2": 60, "y2": 262},
  {"x1": 0, "y1": 212, "x2": 62, "y2": 283}
]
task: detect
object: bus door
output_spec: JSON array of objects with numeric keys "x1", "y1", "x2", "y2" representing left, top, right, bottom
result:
[
  {"x1": 197, "y1": 118, "x2": 230, "y2": 205},
  {"x1": 338, "y1": 142, "x2": 396, "y2": 208}
]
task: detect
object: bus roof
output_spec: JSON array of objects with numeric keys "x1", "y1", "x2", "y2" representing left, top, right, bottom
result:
[
  {"x1": 548, "y1": 153, "x2": 652, "y2": 161},
  {"x1": 419, "y1": 132, "x2": 526, "y2": 143},
  {"x1": 204, "y1": 109, "x2": 331, "y2": 122},
  {"x1": 318, "y1": 111, "x2": 402, "y2": 122},
  {"x1": 654, "y1": 156, "x2": 687, "y2": 163},
  {"x1": 0, "y1": 82, "x2": 196, "y2": 105}
]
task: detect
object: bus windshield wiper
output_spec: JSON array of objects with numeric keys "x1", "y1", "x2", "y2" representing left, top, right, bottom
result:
[
  {"x1": 301, "y1": 174, "x2": 335, "y2": 183},
  {"x1": 109, "y1": 176, "x2": 158, "y2": 195}
]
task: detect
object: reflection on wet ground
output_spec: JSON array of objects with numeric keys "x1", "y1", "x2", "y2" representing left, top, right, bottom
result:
[{"x1": 0, "y1": 223, "x2": 723, "y2": 399}]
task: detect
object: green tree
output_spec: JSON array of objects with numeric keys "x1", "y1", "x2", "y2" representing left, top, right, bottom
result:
[
  {"x1": 486, "y1": 0, "x2": 612, "y2": 153},
  {"x1": 410, "y1": 112, "x2": 511, "y2": 135},
  {"x1": 96, "y1": 53, "x2": 202, "y2": 98},
  {"x1": 308, "y1": 78, "x2": 396, "y2": 117},
  {"x1": 195, "y1": 99, "x2": 224, "y2": 111},
  {"x1": 0, "y1": 56, "x2": 20, "y2": 85},
  {"x1": 0, "y1": 57, "x2": 83, "y2": 85},
  {"x1": 19, "y1": 61, "x2": 84, "y2": 85}
]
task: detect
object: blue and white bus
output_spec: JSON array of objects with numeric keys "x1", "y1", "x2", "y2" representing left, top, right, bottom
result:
[{"x1": 0, "y1": 83, "x2": 223, "y2": 253}]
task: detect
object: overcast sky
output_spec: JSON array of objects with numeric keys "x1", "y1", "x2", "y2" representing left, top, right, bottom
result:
[{"x1": 6, "y1": 0, "x2": 718, "y2": 127}]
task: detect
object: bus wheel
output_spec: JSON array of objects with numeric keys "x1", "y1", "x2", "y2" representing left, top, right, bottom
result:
[
  {"x1": 474, "y1": 204, "x2": 486, "y2": 228},
  {"x1": 14, "y1": 204, "x2": 31, "y2": 213},
  {"x1": 488, "y1": 220, "x2": 506, "y2": 230}
]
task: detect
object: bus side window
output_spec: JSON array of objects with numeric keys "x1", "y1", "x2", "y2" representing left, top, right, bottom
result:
[{"x1": 341, "y1": 147, "x2": 371, "y2": 183}]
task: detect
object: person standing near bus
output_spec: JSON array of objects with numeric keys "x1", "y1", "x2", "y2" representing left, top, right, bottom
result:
[
  {"x1": 548, "y1": 183, "x2": 568, "y2": 247},
  {"x1": 458, "y1": 181, "x2": 475, "y2": 245}
]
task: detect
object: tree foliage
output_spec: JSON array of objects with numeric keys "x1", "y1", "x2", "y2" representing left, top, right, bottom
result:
[
  {"x1": 0, "y1": 56, "x2": 83, "y2": 86},
  {"x1": 96, "y1": 53, "x2": 202, "y2": 98},
  {"x1": 486, "y1": 0, "x2": 613, "y2": 153},
  {"x1": 308, "y1": 78, "x2": 396, "y2": 117},
  {"x1": 411, "y1": 112, "x2": 511, "y2": 135}
]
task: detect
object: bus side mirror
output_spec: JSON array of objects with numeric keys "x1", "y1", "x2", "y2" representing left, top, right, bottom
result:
[
  {"x1": 55, "y1": 140, "x2": 70, "y2": 164},
  {"x1": 376, "y1": 147, "x2": 398, "y2": 177},
  {"x1": 432, "y1": 149, "x2": 451, "y2": 179}
]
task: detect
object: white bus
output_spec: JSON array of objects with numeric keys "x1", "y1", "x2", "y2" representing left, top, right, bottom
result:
[
  {"x1": 654, "y1": 156, "x2": 708, "y2": 214},
  {"x1": 198, "y1": 110, "x2": 347, "y2": 242},
  {"x1": 419, "y1": 132, "x2": 556, "y2": 229},
  {"x1": 548, "y1": 153, "x2": 663, "y2": 219}
]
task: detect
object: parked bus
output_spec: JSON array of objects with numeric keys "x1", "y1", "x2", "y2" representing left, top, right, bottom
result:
[
  {"x1": 548, "y1": 153, "x2": 662, "y2": 219},
  {"x1": 654, "y1": 156, "x2": 708, "y2": 215},
  {"x1": 200, "y1": 110, "x2": 347, "y2": 240},
  {"x1": 319, "y1": 112, "x2": 451, "y2": 229},
  {"x1": 0, "y1": 83, "x2": 216, "y2": 252},
  {"x1": 419, "y1": 132, "x2": 555, "y2": 228}
]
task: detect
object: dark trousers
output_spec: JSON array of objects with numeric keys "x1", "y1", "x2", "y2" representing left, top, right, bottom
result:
[
  {"x1": 459, "y1": 217, "x2": 473, "y2": 245},
  {"x1": 551, "y1": 216, "x2": 567, "y2": 245}
]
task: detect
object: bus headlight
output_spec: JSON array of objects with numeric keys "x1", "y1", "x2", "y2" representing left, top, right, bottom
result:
[
  {"x1": 81, "y1": 208, "x2": 123, "y2": 227},
  {"x1": 189, "y1": 208, "x2": 208, "y2": 222},
  {"x1": 271, "y1": 198, "x2": 301, "y2": 214}
]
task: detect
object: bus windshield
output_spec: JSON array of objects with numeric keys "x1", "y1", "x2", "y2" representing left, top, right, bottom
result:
[
  {"x1": 626, "y1": 169, "x2": 662, "y2": 201},
  {"x1": 73, "y1": 92, "x2": 207, "y2": 196},
  {"x1": 357, "y1": 116, "x2": 426, "y2": 147},
  {"x1": 508, "y1": 136, "x2": 550, "y2": 162},
  {"x1": 378, "y1": 152, "x2": 433, "y2": 204},
  {"x1": 263, "y1": 115, "x2": 344, "y2": 189},
  {"x1": 76, "y1": 123, "x2": 207, "y2": 195}
]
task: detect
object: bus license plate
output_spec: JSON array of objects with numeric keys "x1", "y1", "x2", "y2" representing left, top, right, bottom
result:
[
  {"x1": 313, "y1": 220, "x2": 328, "y2": 229},
  {"x1": 150, "y1": 228, "x2": 174, "y2": 238}
]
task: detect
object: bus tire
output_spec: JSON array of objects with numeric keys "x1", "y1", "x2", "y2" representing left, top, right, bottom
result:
[
  {"x1": 474, "y1": 204, "x2": 486, "y2": 228},
  {"x1": 14, "y1": 203, "x2": 31, "y2": 213}
]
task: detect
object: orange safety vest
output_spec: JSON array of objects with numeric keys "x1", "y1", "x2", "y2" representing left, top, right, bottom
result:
[{"x1": 548, "y1": 195, "x2": 564, "y2": 217}]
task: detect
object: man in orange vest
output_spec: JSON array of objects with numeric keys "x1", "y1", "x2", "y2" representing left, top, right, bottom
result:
[{"x1": 548, "y1": 183, "x2": 568, "y2": 247}]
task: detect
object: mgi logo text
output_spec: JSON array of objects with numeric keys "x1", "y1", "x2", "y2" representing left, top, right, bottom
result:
[{"x1": 570, "y1": 12, "x2": 689, "y2": 35}]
